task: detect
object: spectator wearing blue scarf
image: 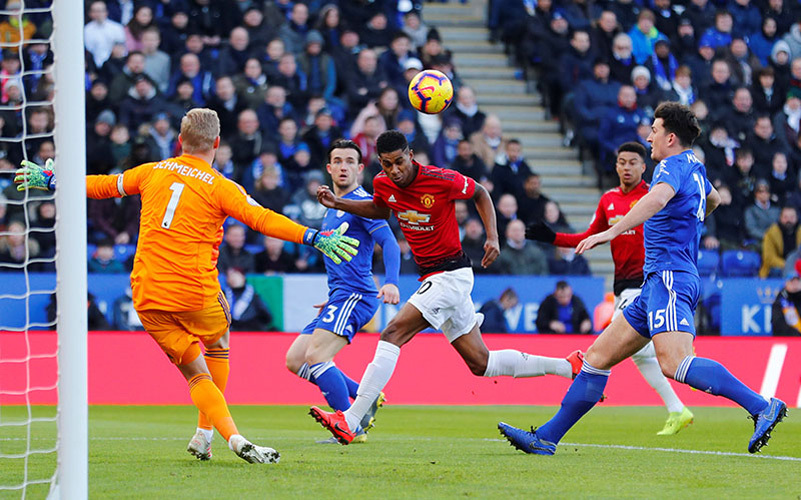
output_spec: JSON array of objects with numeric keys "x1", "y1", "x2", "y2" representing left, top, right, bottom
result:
[{"x1": 646, "y1": 37, "x2": 678, "y2": 91}]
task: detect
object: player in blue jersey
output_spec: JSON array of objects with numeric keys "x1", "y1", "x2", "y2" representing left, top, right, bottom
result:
[
  {"x1": 498, "y1": 102, "x2": 787, "y2": 455},
  {"x1": 285, "y1": 139, "x2": 401, "y2": 443}
]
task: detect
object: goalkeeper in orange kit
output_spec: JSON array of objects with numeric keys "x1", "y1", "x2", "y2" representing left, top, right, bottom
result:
[{"x1": 15, "y1": 108, "x2": 359, "y2": 464}]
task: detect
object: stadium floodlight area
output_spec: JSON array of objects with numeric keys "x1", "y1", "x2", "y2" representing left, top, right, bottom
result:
[{"x1": 0, "y1": 2, "x2": 87, "y2": 499}]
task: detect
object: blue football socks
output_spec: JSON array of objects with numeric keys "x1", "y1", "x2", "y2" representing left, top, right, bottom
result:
[
  {"x1": 537, "y1": 361, "x2": 610, "y2": 444},
  {"x1": 342, "y1": 372, "x2": 360, "y2": 399},
  {"x1": 675, "y1": 356, "x2": 768, "y2": 415},
  {"x1": 310, "y1": 361, "x2": 351, "y2": 412}
]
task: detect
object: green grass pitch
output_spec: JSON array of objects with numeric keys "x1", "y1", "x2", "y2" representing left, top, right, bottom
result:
[{"x1": 2, "y1": 405, "x2": 799, "y2": 499}]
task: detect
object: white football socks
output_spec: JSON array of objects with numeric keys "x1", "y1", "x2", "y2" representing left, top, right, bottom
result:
[
  {"x1": 344, "y1": 340, "x2": 400, "y2": 430},
  {"x1": 228, "y1": 433, "x2": 246, "y2": 452},
  {"x1": 197, "y1": 427, "x2": 213, "y2": 442},
  {"x1": 483, "y1": 349, "x2": 573, "y2": 379},
  {"x1": 632, "y1": 349, "x2": 685, "y2": 413}
]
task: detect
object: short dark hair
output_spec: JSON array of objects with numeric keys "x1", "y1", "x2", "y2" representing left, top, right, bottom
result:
[
  {"x1": 327, "y1": 139, "x2": 362, "y2": 165},
  {"x1": 506, "y1": 138, "x2": 521, "y2": 147},
  {"x1": 392, "y1": 31, "x2": 411, "y2": 42},
  {"x1": 570, "y1": 28, "x2": 590, "y2": 39},
  {"x1": 617, "y1": 141, "x2": 647, "y2": 161},
  {"x1": 653, "y1": 102, "x2": 701, "y2": 147},
  {"x1": 555, "y1": 280, "x2": 570, "y2": 291},
  {"x1": 376, "y1": 130, "x2": 409, "y2": 155}
]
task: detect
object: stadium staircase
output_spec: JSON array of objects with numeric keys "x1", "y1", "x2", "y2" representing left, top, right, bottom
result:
[{"x1": 423, "y1": 1, "x2": 615, "y2": 282}]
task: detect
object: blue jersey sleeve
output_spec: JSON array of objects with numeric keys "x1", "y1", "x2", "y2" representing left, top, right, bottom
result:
[
  {"x1": 652, "y1": 158, "x2": 683, "y2": 195},
  {"x1": 372, "y1": 224, "x2": 400, "y2": 286}
]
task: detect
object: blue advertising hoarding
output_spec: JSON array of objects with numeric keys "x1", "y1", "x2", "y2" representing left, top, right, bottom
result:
[
  {"x1": 373, "y1": 275, "x2": 605, "y2": 333},
  {"x1": 720, "y1": 278, "x2": 784, "y2": 336}
]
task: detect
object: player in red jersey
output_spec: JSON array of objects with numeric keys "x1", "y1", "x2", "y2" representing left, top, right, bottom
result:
[
  {"x1": 526, "y1": 142, "x2": 693, "y2": 435},
  {"x1": 309, "y1": 130, "x2": 584, "y2": 444}
]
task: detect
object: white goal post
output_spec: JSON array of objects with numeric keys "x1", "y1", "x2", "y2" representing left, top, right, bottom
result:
[{"x1": 52, "y1": 0, "x2": 87, "y2": 498}]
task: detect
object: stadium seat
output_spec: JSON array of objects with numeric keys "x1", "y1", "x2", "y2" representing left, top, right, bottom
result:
[
  {"x1": 114, "y1": 244, "x2": 137, "y2": 261},
  {"x1": 720, "y1": 250, "x2": 761, "y2": 277},
  {"x1": 697, "y1": 249, "x2": 720, "y2": 277},
  {"x1": 244, "y1": 244, "x2": 263, "y2": 255}
]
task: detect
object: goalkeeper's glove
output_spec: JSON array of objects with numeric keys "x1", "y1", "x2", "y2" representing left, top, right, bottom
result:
[
  {"x1": 525, "y1": 222, "x2": 556, "y2": 243},
  {"x1": 303, "y1": 222, "x2": 360, "y2": 264},
  {"x1": 14, "y1": 159, "x2": 55, "y2": 191}
]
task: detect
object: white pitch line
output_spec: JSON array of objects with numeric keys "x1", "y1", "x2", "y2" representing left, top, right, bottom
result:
[
  {"x1": 487, "y1": 439, "x2": 801, "y2": 461},
  {"x1": 4, "y1": 437, "x2": 800, "y2": 462},
  {"x1": 558, "y1": 441, "x2": 801, "y2": 462}
]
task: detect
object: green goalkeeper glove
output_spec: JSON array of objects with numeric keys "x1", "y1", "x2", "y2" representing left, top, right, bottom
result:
[
  {"x1": 304, "y1": 222, "x2": 360, "y2": 265},
  {"x1": 14, "y1": 159, "x2": 55, "y2": 191}
]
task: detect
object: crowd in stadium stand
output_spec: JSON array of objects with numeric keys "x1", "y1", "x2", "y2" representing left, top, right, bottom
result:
[
  {"x1": 492, "y1": 0, "x2": 801, "y2": 279},
  {"x1": 2, "y1": 0, "x2": 801, "y2": 284},
  {"x1": 0, "y1": 0, "x2": 586, "y2": 279}
]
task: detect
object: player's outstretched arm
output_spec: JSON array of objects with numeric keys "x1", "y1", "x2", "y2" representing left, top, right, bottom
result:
[
  {"x1": 373, "y1": 225, "x2": 400, "y2": 304},
  {"x1": 307, "y1": 222, "x2": 361, "y2": 265},
  {"x1": 576, "y1": 183, "x2": 675, "y2": 254},
  {"x1": 472, "y1": 184, "x2": 500, "y2": 267},
  {"x1": 14, "y1": 159, "x2": 55, "y2": 191},
  {"x1": 219, "y1": 179, "x2": 359, "y2": 264},
  {"x1": 317, "y1": 185, "x2": 391, "y2": 219},
  {"x1": 15, "y1": 159, "x2": 142, "y2": 200},
  {"x1": 528, "y1": 201, "x2": 608, "y2": 247}
]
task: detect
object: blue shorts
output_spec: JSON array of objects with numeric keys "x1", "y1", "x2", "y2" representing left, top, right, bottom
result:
[
  {"x1": 622, "y1": 270, "x2": 700, "y2": 339},
  {"x1": 301, "y1": 290, "x2": 379, "y2": 343}
]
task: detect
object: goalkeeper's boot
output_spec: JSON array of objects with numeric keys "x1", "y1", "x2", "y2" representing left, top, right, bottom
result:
[
  {"x1": 187, "y1": 429, "x2": 212, "y2": 461},
  {"x1": 359, "y1": 392, "x2": 386, "y2": 432},
  {"x1": 497, "y1": 422, "x2": 556, "y2": 455},
  {"x1": 748, "y1": 397, "x2": 788, "y2": 453},
  {"x1": 309, "y1": 406, "x2": 359, "y2": 445},
  {"x1": 229, "y1": 435, "x2": 280, "y2": 464},
  {"x1": 656, "y1": 407, "x2": 694, "y2": 436}
]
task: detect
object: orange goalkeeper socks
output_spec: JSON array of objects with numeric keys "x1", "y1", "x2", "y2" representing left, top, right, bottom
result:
[
  {"x1": 198, "y1": 348, "x2": 230, "y2": 431},
  {"x1": 188, "y1": 373, "x2": 238, "y2": 442}
]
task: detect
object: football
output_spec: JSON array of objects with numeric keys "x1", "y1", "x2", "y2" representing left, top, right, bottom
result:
[{"x1": 407, "y1": 69, "x2": 454, "y2": 114}]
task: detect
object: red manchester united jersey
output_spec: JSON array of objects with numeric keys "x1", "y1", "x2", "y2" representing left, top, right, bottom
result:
[
  {"x1": 554, "y1": 181, "x2": 648, "y2": 294},
  {"x1": 373, "y1": 161, "x2": 475, "y2": 275}
]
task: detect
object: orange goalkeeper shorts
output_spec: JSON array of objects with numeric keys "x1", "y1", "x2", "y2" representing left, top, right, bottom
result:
[{"x1": 138, "y1": 293, "x2": 231, "y2": 366}]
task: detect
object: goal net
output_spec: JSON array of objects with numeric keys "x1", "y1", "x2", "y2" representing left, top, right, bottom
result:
[{"x1": 0, "y1": 1, "x2": 87, "y2": 498}]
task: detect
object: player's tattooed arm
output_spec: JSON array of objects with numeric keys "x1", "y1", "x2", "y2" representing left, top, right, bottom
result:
[
  {"x1": 472, "y1": 183, "x2": 500, "y2": 267},
  {"x1": 316, "y1": 185, "x2": 391, "y2": 219}
]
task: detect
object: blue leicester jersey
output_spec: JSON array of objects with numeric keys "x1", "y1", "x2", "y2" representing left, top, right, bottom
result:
[
  {"x1": 643, "y1": 150, "x2": 712, "y2": 276},
  {"x1": 321, "y1": 186, "x2": 390, "y2": 294}
]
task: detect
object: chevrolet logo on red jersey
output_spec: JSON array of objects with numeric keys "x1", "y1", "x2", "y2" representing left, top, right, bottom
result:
[{"x1": 397, "y1": 210, "x2": 430, "y2": 225}]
